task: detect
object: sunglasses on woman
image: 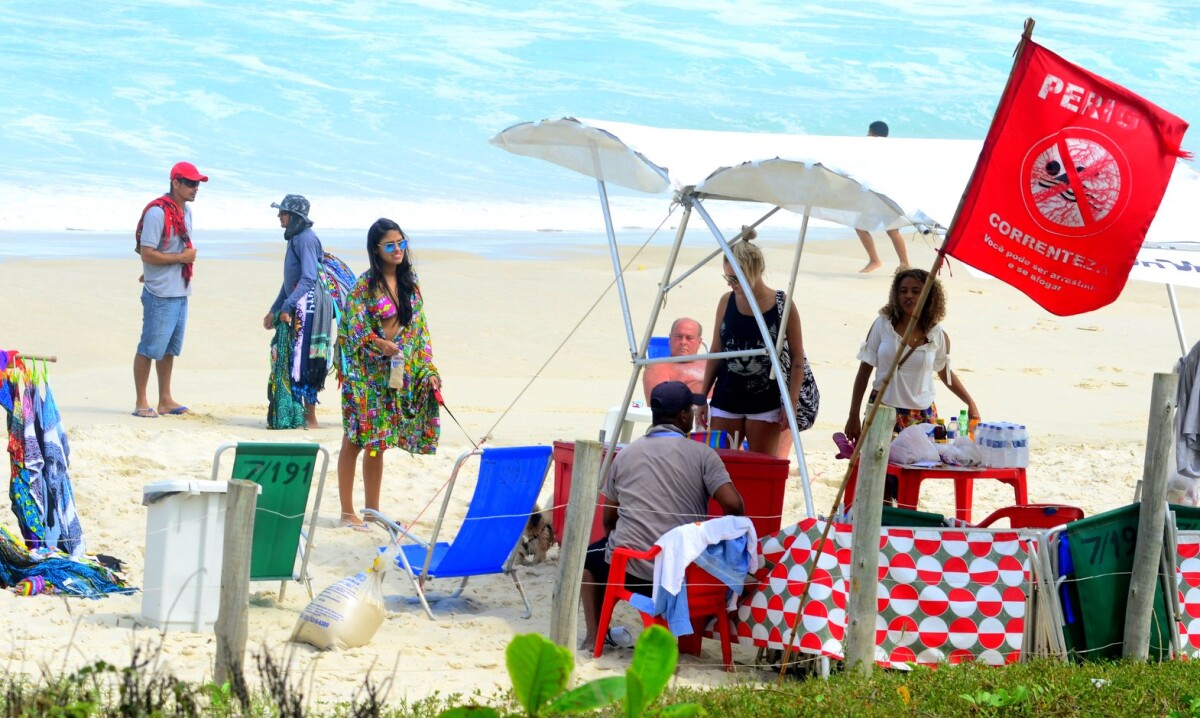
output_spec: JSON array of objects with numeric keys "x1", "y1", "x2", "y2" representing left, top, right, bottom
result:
[
  {"x1": 381, "y1": 239, "x2": 409, "y2": 253},
  {"x1": 723, "y1": 274, "x2": 740, "y2": 286}
]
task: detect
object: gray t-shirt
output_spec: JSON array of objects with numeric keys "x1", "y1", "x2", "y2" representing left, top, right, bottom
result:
[
  {"x1": 602, "y1": 424, "x2": 733, "y2": 580},
  {"x1": 139, "y1": 204, "x2": 193, "y2": 298}
]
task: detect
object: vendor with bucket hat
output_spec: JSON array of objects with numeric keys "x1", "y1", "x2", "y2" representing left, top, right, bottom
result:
[{"x1": 264, "y1": 193, "x2": 326, "y2": 429}]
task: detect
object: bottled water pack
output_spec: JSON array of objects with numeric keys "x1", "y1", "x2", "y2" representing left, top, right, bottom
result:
[{"x1": 974, "y1": 422, "x2": 1029, "y2": 468}]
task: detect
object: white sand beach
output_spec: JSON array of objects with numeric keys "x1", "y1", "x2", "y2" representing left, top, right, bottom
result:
[{"x1": 0, "y1": 233, "x2": 1194, "y2": 705}]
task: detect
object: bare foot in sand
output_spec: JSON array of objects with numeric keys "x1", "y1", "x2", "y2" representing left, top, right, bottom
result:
[{"x1": 859, "y1": 259, "x2": 883, "y2": 273}]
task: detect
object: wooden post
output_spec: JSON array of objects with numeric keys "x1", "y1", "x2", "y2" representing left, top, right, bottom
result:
[
  {"x1": 550, "y1": 440, "x2": 604, "y2": 647},
  {"x1": 844, "y1": 406, "x2": 895, "y2": 675},
  {"x1": 1124, "y1": 372, "x2": 1177, "y2": 659},
  {"x1": 214, "y1": 479, "x2": 258, "y2": 686}
]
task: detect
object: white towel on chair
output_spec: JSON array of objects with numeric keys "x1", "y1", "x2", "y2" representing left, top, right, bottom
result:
[{"x1": 651, "y1": 516, "x2": 757, "y2": 603}]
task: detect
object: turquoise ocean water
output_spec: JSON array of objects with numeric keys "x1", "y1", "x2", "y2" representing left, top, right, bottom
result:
[
  {"x1": 0, "y1": 225, "x2": 850, "y2": 261},
  {"x1": 0, "y1": 2, "x2": 1196, "y2": 234}
]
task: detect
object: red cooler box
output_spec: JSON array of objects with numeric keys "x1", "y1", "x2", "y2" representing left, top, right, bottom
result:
[
  {"x1": 711, "y1": 448, "x2": 789, "y2": 539},
  {"x1": 552, "y1": 440, "x2": 611, "y2": 545},
  {"x1": 552, "y1": 441, "x2": 789, "y2": 544}
]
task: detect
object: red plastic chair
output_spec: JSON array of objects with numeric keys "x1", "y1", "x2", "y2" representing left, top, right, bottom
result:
[
  {"x1": 975, "y1": 503, "x2": 1085, "y2": 529},
  {"x1": 593, "y1": 544, "x2": 734, "y2": 671}
]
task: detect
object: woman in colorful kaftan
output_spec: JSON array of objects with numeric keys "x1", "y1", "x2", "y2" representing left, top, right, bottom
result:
[
  {"x1": 264, "y1": 194, "x2": 326, "y2": 429},
  {"x1": 844, "y1": 267, "x2": 980, "y2": 442},
  {"x1": 335, "y1": 218, "x2": 440, "y2": 530}
]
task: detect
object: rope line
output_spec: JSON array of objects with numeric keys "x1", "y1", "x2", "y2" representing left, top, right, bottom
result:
[{"x1": 478, "y1": 205, "x2": 678, "y2": 443}]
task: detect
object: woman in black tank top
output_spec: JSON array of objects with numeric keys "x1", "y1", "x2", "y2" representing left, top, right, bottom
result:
[{"x1": 697, "y1": 229, "x2": 807, "y2": 456}]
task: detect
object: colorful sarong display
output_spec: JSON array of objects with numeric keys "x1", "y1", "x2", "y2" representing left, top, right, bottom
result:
[
  {"x1": 3, "y1": 356, "x2": 84, "y2": 556},
  {"x1": 1, "y1": 351, "x2": 129, "y2": 598}
]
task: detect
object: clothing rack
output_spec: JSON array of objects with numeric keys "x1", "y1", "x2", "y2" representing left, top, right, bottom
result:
[{"x1": 10, "y1": 353, "x2": 57, "y2": 363}]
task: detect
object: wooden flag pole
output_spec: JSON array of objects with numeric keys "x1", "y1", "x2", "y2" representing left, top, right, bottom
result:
[{"x1": 776, "y1": 18, "x2": 1039, "y2": 682}]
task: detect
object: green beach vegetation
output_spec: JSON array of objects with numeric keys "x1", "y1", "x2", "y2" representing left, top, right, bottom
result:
[{"x1": 4, "y1": 631, "x2": 1200, "y2": 717}]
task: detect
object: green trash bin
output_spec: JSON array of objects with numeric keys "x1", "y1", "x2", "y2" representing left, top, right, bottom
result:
[
  {"x1": 880, "y1": 504, "x2": 948, "y2": 528},
  {"x1": 1059, "y1": 503, "x2": 1176, "y2": 662}
]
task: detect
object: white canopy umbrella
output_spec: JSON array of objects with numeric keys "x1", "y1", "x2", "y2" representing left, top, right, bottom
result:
[
  {"x1": 491, "y1": 117, "x2": 959, "y2": 518},
  {"x1": 491, "y1": 117, "x2": 1200, "y2": 516},
  {"x1": 1130, "y1": 160, "x2": 1200, "y2": 351}
]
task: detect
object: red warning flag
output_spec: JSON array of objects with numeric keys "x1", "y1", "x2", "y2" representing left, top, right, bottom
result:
[{"x1": 945, "y1": 40, "x2": 1189, "y2": 316}]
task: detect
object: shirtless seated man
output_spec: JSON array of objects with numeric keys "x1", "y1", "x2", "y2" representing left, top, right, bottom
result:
[{"x1": 642, "y1": 317, "x2": 706, "y2": 402}]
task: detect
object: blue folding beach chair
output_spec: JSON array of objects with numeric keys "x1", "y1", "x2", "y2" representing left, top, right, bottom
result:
[
  {"x1": 363, "y1": 445, "x2": 553, "y2": 620},
  {"x1": 647, "y1": 335, "x2": 671, "y2": 359}
]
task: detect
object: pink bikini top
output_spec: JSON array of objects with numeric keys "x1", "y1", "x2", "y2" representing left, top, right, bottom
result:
[{"x1": 373, "y1": 294, "x2": 398, "y2": 320}]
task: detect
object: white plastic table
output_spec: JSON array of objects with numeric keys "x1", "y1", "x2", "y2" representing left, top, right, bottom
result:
[{"x1": 601, "y1": 404, "x2": 653, "y2": 443}]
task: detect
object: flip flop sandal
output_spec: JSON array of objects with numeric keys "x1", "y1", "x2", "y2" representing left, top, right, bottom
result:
[
  {"x1": 338, "y1": 517, "x2": 371, "y2": 533},
  {"x1": 132, "y1": 408, "x2": 158, "y2": 418},
  {"x1": 833, "y1": 432, "x2": 855, "y2": 460}
]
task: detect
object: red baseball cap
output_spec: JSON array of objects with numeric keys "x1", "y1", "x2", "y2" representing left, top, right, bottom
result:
[{"x1": 170, "y1": 161, "x2": 209, "y2": 182}]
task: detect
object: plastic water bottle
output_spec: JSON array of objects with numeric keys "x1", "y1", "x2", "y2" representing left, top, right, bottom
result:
[
  {"x1": 1006, "y1": 423, "x2": 1021, "y2": 468},
  {"x1": 975, "y1": 423, "x2": 989, "y2": 466},
  {"x1": 987, "y1": 424, "x2": 1003, "y2": 467},
  {"x1": 947, "y1": 417, "x2": 958, "y2": 441},
  {"x1": 988, "y1": 423, "x2": 1002, "y2": 467},
  {"x1": 1003, "y1": 424, "x2": 1018, "y2": 468},
  {"x1": 1015, "y1": 425, "x2": 1029, "y2": 468},
  {"x1": 977, "y1": 423, "x2": 993, "y2": 466}
]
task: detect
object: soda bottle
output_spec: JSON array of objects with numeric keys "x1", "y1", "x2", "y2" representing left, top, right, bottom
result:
[{"x1": 959, "y1": 409, "x2": 970, "y2": 439}]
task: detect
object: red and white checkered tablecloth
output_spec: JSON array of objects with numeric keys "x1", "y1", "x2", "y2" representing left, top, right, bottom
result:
[{"x1": 733, "y1": 518, "x2": 1030, "y2": 667}]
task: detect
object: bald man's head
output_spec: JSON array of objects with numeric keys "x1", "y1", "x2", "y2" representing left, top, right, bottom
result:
[{"x1": 669, "y1": 317, "x2": 703, "y2": 356}]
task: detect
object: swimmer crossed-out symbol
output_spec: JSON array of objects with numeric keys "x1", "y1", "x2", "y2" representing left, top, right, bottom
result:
[{"x1": 1021, "y1": 127, "x2": 1131, "y2": 239}]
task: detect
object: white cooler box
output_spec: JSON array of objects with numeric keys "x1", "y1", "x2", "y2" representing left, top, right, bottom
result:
[{"x1": 141, "y1": 479, "x2": 228, "y2": 631}]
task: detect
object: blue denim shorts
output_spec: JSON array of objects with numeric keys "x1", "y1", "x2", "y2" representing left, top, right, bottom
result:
[{"x1": 137, "y1": 288, "x2": 188, "y2": 360}]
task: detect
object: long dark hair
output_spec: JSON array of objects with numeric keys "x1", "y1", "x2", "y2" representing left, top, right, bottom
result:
[{"x1": 366, "y1": 217, "x2": 415, "y2": 326}]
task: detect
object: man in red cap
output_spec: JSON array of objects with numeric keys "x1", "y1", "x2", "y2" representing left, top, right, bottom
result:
[{"x1": 131, "y1": 161, "x2": 208, "y2": 418}]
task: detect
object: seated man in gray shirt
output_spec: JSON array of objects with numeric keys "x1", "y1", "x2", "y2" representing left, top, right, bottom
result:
[{"x1": 581, "y1": 381, "x2": 744, "y2": 652}]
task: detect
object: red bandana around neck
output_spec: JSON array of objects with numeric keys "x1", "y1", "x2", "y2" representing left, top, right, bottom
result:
[{"x1": 135, "y1": 195, "x2": 194, "y2": 286}]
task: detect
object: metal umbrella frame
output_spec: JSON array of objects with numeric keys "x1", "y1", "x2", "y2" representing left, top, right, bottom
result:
[{"x1": 492, "y1": 117, "x2": 926, "y2": 518}]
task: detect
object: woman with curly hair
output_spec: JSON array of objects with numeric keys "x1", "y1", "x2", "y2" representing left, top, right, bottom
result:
[
  {"x1": 335, "y1": 218, "x2": 440, "y2": 530},
  {"x1": 844, "y1": 267, "x2": 979, "y2": 443}
]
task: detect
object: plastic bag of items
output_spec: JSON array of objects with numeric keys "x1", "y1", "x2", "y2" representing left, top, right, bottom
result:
[
  {"x1": 888, "y1": 424, "x2": 941, "y2": 465},
  {"x1": 938, "y1": 436, "x2": 983, "y2": 467},
  {"x1": 290, "y1": 545, "x2": 395, "y2": 650},
  {"x1": 1168, "y1": 470, "x2": 1200, "y2": 506}
]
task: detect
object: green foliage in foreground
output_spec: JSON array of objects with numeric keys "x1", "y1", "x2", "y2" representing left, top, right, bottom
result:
[
  {"x1": 4, "y1": 641, "x2": 1200, "y2": 717},
  {"x1": 438, "y1": 625, "x2": 702, "y2": 717},
  {"x1": 652, "y1": 658, "x2": 1200, "y2": 718}
]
